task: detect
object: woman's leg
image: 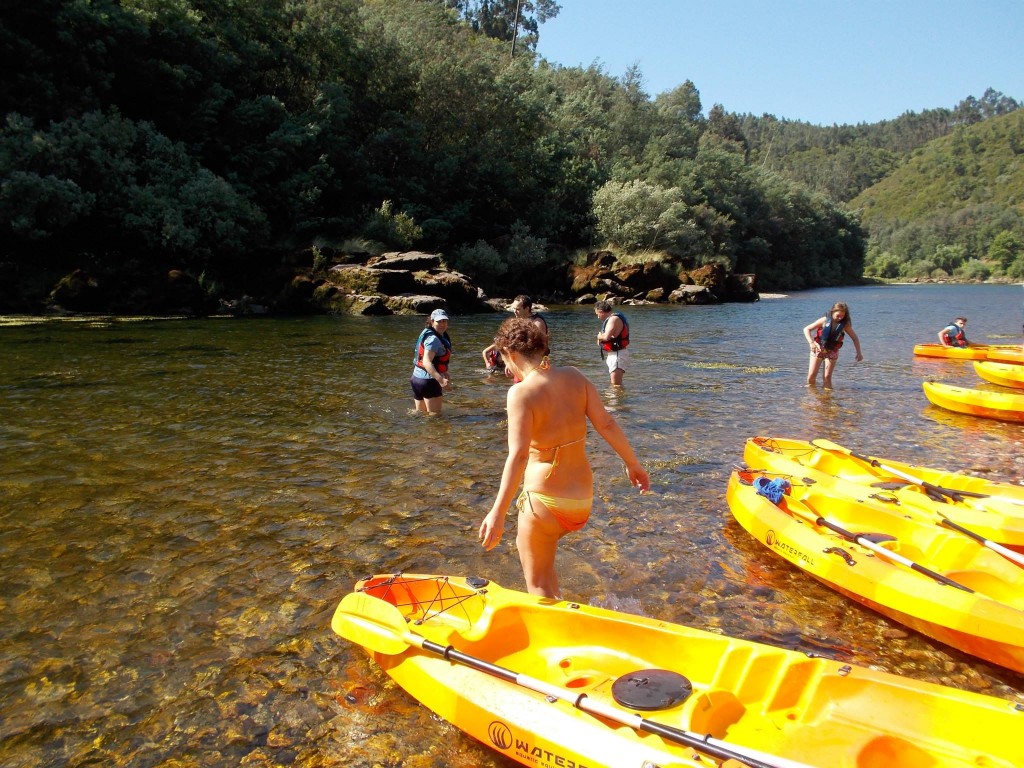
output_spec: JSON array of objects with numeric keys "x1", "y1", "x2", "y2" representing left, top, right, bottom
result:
[
  {"x1": 423, "y1": 395, "x2": 443, "y2": 414},
  {"x1": 516, "y1": 495, "x2": 567, "y2": 598},
  {"x1": 822, "y1": 357, "x2": 838, "y2": 388},
  {"x1": 806, "y1": 353, "x2": 823, "y2": 386}
]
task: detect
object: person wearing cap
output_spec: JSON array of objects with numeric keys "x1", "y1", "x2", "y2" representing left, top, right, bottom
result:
[{"x1": 411, "y1": 308, "x2": 453, "y2": 414}]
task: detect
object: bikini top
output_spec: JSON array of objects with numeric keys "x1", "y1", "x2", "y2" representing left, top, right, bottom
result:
[{"x1": 533, "y1": 435, "x2": 587, "y2": 479}]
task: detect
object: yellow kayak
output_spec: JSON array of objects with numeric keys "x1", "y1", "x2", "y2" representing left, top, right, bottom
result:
[
  {"x1": 727, "y1": 470, "x2": 1024, "y2": 673},
  {"x1": 985, "y1": 346, "x2": 1024, "y2": 364},
  {"x1": 974, "y1": 360, "x2": 1024, "y2": 389},
  {"x1": 333, "y1": 573, "x2": 1024, "y2": 768},
  {"x1": 923, "y1": 380, "x2": 1024, "y2": 423},
  {"x1": 743, "y1": 436, "x2": 1024, "y2": 551},
  {"x1": 913, "y1": 343, "x2": 995, "y2": 360}
]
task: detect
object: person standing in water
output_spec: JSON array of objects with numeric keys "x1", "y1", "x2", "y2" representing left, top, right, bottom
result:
[
  {"x1": 478, "y1": 317, "x2": 649, "y2": 598},
  {"x1": 482, "y1": 295, "x2": 550, "y2": 379},
  {"x1": 410, "y1": 309, "x2": 452, "y2": 413},
  {"x1": 803, "y1": 301, "x2": 863, "y2": 388},
  {"x1": 594, "y1": 300, "x2": 630, "y2": 387}
]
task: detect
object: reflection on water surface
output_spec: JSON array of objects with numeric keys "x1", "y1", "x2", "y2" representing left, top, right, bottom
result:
[{"x1": 1, "y1": 285, "x2": 1022, "y2": 767}]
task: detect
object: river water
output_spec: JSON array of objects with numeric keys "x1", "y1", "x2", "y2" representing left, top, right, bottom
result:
[{"x1": 2, "y1": 283, "x2": 1023, "y2": 767}]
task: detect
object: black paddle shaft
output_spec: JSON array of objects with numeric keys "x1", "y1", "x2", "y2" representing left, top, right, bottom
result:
[
  {"x1": 812, "y1": 515, "x2": 974, "y2": 593},
  {"x1": 849, "y1": 450, "x2": 969, "y2": 503}
]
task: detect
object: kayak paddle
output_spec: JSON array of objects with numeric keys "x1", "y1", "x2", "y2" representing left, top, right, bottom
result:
[
  {"x1": 811, "y1": 438, "x2": 1024, "y2": 508},
  {"x1": 333, "y1": 591, "x2": 819, "y2": 768},
  {"x1": 811, "y1": 439, "x2": 1024, "y2": 567},
  {"x1": 777, "y1": 497, "x2": 975, "y2": 593}
]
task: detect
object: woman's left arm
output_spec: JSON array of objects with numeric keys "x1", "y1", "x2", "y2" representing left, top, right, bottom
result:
[
  {"x1": 584, "y1": 377, "x2": 650, "y2": 492},
  {"x1": 845, "y1": 325, "x2": 864, "y2": 361}
]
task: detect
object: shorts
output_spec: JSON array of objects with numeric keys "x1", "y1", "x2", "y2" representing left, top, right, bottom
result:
[
  {"x1": 605, "y1": 348, "x2": 630, "y2": 373},
  {"x1": 410, "y1": 376, "x2": 443, "y2": 400},
  {"x1": 813, "y1": 347, "x2": 839, "y2": 362}
]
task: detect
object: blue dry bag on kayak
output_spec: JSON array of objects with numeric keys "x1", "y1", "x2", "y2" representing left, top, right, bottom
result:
[{"x1": 754, "y1": 476, "x2": 791, "y2": 505}]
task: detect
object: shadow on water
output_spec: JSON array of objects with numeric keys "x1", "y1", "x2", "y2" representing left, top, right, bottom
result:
[{"x1": 1, "y1": 284, "x2": 1023, "y2": 766}]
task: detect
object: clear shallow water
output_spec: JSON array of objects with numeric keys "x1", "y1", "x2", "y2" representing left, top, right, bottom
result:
[{"x1": 1, "y1": 284, "x2": 1023, "y2": 767}]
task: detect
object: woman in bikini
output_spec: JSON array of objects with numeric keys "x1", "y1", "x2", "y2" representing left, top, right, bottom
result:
[{"x1": 478, "y1": 318, "x2": 650, "y2": 598}]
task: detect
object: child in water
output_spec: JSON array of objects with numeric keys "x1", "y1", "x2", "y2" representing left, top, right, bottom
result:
[{"x1": 803, "y1": 302, "x2": 863, "y2": 388}]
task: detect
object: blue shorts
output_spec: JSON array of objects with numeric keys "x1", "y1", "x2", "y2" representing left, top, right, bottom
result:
[{"x1": 410, "y1": 376, "x2": 443, "y2": 400}]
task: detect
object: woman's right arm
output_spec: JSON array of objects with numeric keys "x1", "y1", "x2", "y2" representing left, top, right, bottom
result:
[
  {"x1": 803, "y1": 318, "x2": 823, "y2": 351},
  {"x1": 422, "y1": 347, "x2": 449, "y2": 388},
  {"x1": 479, "y1": 388, "x2": 532, "y2": 550},
  {"x1": 482, "y1": 343, "x2": 497, "y2": 366}
]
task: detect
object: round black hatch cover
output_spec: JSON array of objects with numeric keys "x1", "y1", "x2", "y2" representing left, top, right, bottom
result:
[
  {"x1": 611, "y1": 669, "x2": 693, "y2": 711},
  {"x1": 870, "y1": 481, "x2": 909, "y2": 490}
]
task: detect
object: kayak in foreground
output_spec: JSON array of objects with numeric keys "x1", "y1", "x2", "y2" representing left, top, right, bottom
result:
[
  {"x1": 333, "y1": 572, "x2": 1024, "y2": 768},
  {"x1": 974, "y1": 360, "x2": 1024, "y2": 389},
  {"x1": 923, "y1": 380, "x2": 1024, "y2": 423},
  {"x1": 743, "y1": 436, "x2": 1024, "y2": 552},
  {"x1": 727, "y1": 470, "x2": 1024, "y2": 673}
]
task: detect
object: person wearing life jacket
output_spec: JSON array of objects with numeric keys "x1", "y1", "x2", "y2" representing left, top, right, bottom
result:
[
  {"x1": 510, "y1": 294, "x2": 550, "y2": 355},
  {"x1": 481, "y1": 295, "x2": 550, "y2": 380},
  {"x1": 594, "y1": 300, "x2": 630, "y2": 387},
  {"x1": 411, "y1": 308, "x2": 453, "y2": 414},
  {"x1": 803, "y1": 301, "x2": 863, "y2": 388},
  {"x1": 938, "y1": 316, "x2": 969, "y2": 347}
]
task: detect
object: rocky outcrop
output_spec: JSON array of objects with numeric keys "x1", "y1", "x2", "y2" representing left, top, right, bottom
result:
[
  {"x1": 46, "y1": 267, "x2": 215, "y2": 315},
  {"x1": 266, "y1": 250, "x2": 492, "y2": 316},
  {"x1": 569, "y1": 252, "x2": 758, "y2": 305},
  {"x1": 38, "y1": 248, "x2": 758, "y2": 316},
  {"x1": 313, "y1": 251, "x2": 488, "y2": 315}
]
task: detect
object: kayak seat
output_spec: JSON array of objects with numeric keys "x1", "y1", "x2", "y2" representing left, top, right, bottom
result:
[
  {"x1": 856, "y1": 734, "x2": 940, "y2": 768},
  {"x1": 682, "y1": 689, "x2": 745, "y2": 737}
]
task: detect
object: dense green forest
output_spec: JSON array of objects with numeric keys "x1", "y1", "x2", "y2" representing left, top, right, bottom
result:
[
  {"x1": 0, "y1": 0, "x2": 865, "y2": 312},
  {"x1": 0, "y1": 1, "x2": 1018, "y2": 313},
  {"x1": 735, "y1": 92, "x2": 1024, "y2": 280}
]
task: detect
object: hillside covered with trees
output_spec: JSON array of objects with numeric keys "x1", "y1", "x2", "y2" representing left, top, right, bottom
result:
[
  {"x1": 735, "y1": 92, "x2": 1023, "y2": 281},
  {"x1": 853, "y1": 110, "x2": 1024, "y2": 280},
  {"x1": 0, "y1": 0, "x2": 864, "y2": 313}
]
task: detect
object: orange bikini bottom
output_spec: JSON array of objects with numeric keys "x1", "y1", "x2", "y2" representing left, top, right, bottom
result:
[{"x1": 518, "y1": 490, "x2": 593, "y2": 532}]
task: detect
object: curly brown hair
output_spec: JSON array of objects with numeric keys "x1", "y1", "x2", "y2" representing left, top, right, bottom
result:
[{"x1": 494, "y1": 317, "x2": 547, "y2": 356}]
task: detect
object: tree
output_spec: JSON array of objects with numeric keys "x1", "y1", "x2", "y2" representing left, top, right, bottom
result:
[
  {"x1": 429, "y1": 0, "x2": 560, "y2": 52},
  {"x1": 989, "y1": 230, "x2": 1024, "y2": 270}
]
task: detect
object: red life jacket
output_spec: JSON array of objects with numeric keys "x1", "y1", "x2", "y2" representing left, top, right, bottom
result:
[
  {"x1": 600, "y1": 312, "x2": 630, "y2": 352},
  {"x1": 415, "y1": 328, "x2": 451, "y2": 373},
  {"x1": 942, "y1": 323, "x2": 967, "y2": 347}
]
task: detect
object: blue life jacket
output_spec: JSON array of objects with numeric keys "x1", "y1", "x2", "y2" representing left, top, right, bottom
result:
[{"x1": 815, "y1": 312, "x2": 847, "y2": 351}]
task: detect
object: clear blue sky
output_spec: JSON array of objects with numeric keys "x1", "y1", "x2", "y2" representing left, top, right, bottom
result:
[{"x1": 534, "y1": 0, "x2": 1024, "y2": 125}]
